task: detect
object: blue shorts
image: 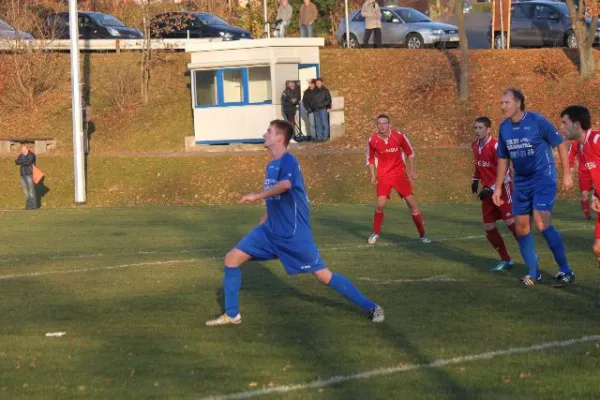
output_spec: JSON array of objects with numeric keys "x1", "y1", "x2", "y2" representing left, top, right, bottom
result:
[
  {"x1": 512, "y1": 180, "x2": 557, "y2": 215},
  {"x1": 236, "y1": 225, "x2": 326, "y2": 276}
]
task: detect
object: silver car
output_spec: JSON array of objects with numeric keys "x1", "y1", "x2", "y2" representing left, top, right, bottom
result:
[
  {"x1": 336, "y1": 6, "x2": 459, "y2": 49},
  {"x1": 0, "y1": 17, "x2": 34, "y2": 40}
]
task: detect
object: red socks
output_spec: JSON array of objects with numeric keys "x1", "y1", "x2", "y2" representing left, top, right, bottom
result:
[
  {"x1": 582, "y1": 199, "x2": 591, "y2": 219},
  {"x1": 486, "y1": 228, "x2": 511, "y2": 261},
  {"x1": 373, "y1": 211, "x2": 384, "y2": 234},
  {"x1": 411, "y1": 213, "x2": 426, "y2": 238}
]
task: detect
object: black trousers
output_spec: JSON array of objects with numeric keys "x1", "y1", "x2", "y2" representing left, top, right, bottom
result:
[{"x1": 363, "y1": 28, "x2": 382, "y2": 48}]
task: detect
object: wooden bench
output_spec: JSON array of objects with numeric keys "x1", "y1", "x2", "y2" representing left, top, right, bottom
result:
[{"x1": 0, "y1": 138, "x2": 57, "y2": 154}]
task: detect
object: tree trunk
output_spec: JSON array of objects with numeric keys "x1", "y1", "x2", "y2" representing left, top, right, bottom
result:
[
  {"x1": 455, "y1": 0, "x2": 469, "y2": 101},
  {"x1": 579, "y1": 43, "x2": 596, "y2": 79}
]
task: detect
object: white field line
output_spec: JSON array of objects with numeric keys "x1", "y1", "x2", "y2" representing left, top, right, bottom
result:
[
  {"x1": 199, "y1": 335, "x2": 600, "y2": 400},
  {"x1": 358, "y1": 276, "x2": 464, "y2": 284},
  {"x1": 0, "y1": 259, "x2": 201, "y2": 280},
  {"x1": 0, "y1": 226, "x2": 589, "y2": 264}
]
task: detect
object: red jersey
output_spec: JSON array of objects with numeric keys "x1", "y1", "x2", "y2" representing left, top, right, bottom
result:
[
  {"x1": 569, "y1": 140, "x2": 587, "y2": 172},
  {"x1": 367, "y1": 130, "x2": 414, "y2": 179},
  {"x1": 581, "y1": 130, "x2": 600, "y2": 195},
  {"x1": 472, "y1": 136, "x2": 510, "y2": 188}
]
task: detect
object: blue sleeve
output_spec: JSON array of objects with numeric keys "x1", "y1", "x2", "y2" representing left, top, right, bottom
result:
[
  {"x1": 538, "y1": 116, "x2": 563, "y2": 148},
  {"x1": 496, "y1": 128, "x2": 510, "y2": 159},
  {"x1": 279, "y1": 154, "x2": 299, "y2": 187}
]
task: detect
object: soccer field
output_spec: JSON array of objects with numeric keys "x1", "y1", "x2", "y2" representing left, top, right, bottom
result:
[{"x1": 1, "y1": 202, "x2": 600, "y2": 400}]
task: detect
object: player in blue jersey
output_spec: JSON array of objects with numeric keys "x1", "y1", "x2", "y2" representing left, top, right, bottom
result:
[
  {"x1": 492, "y1": 88, "x2": 575, "y2": 287},
  {"x1": 206, "y1": 120, "x2": 385, "y2": 326}
]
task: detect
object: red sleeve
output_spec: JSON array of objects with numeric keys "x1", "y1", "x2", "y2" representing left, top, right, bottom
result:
[
  {"x1": 590, "y1": 138, "x2": 600, "y2": 196},
  {"x1": 367, "y1": 136, "x2": 375, "y2": 166},
  {"x1": 568, "y1": 142, "x2": 577, "y2": 169},
  {"x1": 399, "y1": 132, "x2": 414, "y2": 157}
]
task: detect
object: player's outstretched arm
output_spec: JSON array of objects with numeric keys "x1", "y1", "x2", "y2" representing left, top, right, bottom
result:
[
  {"x1": 406, "y1": 155, "x2": 417, "y2": 180},
  {"x1": 368, "y1": 163, "x2": 377, "y2": 184},
  {"x1": 239, "y1": 180, "x2": 292, "y2": 203},
  {"x1": 557, "y1": 142, "x2": 573, "y2": 191},
  {"x1": 493, "y1": 158, "x2": 509, "y2": 206}
]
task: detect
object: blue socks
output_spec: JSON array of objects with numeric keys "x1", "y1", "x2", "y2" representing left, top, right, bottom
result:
[
  {"x1": 541, "y1": 225, "x2": 571, "y2": 274},
  {"x1": 517, "y1": 233, "x2": 540, "y2": 278},
  {"x1": 329, "y1": 273, "x2": 377, "y2": 312},
  {"x1": 223, "y1": 266, "x2": 241, "y2": 317}
]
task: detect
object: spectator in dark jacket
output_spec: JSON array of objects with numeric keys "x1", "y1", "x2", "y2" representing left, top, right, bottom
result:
[
  {"x1": 15, "y1": 145, "x2": 37, "y2": 210},
  {"x1": 281, "y1": 81, "x2": 300, "y2": 125},
  {"x1": 313, "y1": 78, "x2": 332, "y2": 141},
  {"x1": 301, "y1": 79, "x2": 317, "y2": 139}
]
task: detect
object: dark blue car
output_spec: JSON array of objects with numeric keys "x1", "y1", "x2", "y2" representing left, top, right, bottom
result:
[{"x1": 151, "y1": 12, "x2": 252, "y2": 40}]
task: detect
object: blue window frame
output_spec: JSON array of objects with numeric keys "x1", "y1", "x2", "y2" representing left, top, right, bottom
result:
[{"x1": 193, "y1": 66, "x2": 273, "y2": 108}]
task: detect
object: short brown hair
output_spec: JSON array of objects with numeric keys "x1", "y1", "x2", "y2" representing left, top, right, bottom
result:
[{"x1": 270, "y1": 119, "x2": 294, "y2": 147}]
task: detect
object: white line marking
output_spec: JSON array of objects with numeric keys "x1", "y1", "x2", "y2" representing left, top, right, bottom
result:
[
  {"x1": 358, "y1": 275, "x2": 464, "y2": 284},
  {"x1": 0, "y1": 226, "x2": 589, "y2": 264},
  {"x1": 0, "y1": 259, "x2": 200, "y2": 280},
  {"x1": 200, "y1": 335, "x2": 600, "y2": 400}
]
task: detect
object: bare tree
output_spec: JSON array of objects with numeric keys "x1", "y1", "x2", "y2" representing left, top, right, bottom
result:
[
  {"x1": 454, "y1": 0, "x2": 469, "y2": 101},
  {"x1": 565, "y1": 0, "x2": 599, "y2": 79}
]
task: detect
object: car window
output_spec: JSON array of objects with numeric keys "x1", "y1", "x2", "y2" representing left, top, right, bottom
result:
[
  {"x1": 535, "y1": 5, "x2": 559, "y2": 19},
  {"x1": 352, "y1": 12, "x2": 365, "y2": 22},
  {"x1": 396, "y1": 9, "x2": 430, "y2": 23},
  {"x1": 196, "y1": 14, "x2": 229, "y2": 26},
  {"x1": 382, "y1": 10, "x2": 395, "y2": 23},
  {"x1": 512, "y1": 4, "x2": 533, "y2": 18},
  {"x1": 0, "y1": 18, "x2": 13, "y2": 31},
  {"x1": 89, "y1": 13, "x2": 125, "y2": 27}
]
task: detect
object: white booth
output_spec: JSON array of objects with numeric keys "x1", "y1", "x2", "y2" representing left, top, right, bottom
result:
[{"x1": 185, "y1": 38, "x2": 325, "y2": 145}]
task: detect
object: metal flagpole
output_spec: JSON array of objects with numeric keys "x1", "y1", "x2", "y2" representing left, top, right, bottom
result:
[
  {"x1": 499, "y1": 0, "x2": 505, "y2": 49},
  {"x1": 264, "y1": 0, "x2": 270, "y2": 38},
  {"x1": 68, "y1": 0, "x2": 86, "y2": 204},
  {"x1": 344, "y1": 0, "x2": 350, "y2": 47}
]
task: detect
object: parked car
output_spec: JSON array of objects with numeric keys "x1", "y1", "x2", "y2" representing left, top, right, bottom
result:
[
  {"x1": 150, "y1": 12, "x2": 252, "y2": 40},
  {"x1": 0, "y1": 17, "x2": 34, "y2": 40},
  {"x1": 487, "y1": 0, "x2": 600, "y2": 48},
  {"x1": 336, "y1": 6, "x2": 459, "y2": 49},
  {"x1": 43, "y1": 12, "x2": 143, "y2": 39}
]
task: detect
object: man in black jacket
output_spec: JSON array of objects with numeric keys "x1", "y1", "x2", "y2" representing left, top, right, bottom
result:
[
  {"x1": 15, "y1": 145, "x2": 38, "y2": 210},
  {"x1": 313, "y1": 78, "x2": 332, "y2": 141},
  {"x1": 301, "y1": 79, "x2": 317, "y2": 140},
  {"x1": 281, "y1": 81, "x2": 300, "y2": 126}
]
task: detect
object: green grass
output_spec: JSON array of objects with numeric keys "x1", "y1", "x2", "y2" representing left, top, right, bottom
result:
[{"x1": 1, "y1": 202, "x2": 600, "y2": 399}]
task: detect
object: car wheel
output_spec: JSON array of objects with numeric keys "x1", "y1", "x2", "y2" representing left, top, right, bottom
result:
[
  {"x1": 406, "y1": 34, "x2": 424, "y2": 49},
  {"x1": 494, "y1": 33, "x2": 507, "y2": 49},
  {"x1": 566, "y1": 30, "x2": 577, "y2": 49},
  {"x1": 342, "y1": 33, "x2": 358, "y2": 48}
]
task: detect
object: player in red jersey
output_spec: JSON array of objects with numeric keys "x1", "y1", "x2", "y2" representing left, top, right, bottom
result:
[
  {"x1": 568, "y1": 138, "x2": 593, "y2": 220},
  {"x1": 561, "y1": 105, "x2": 600, "y2": 269},
  {"x1": 471, "y1": 117, "x2": 518, "y2": 271},
  {"x1": 366, "y1": 114, "x2": 429, "y2": 244}
]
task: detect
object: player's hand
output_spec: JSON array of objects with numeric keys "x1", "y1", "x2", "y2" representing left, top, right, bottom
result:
[
  {"x1": 370, "y1": 176, "x2": 378, "y2": 185},
  {"x1": 492, "y1": 188, "x2": 504, "y2": 207},
  {"x1": 409, "y1": 170, "x2": 417, "y2": 180},
  {"x1": 471, "y1": 179, "x2": 479, "y2": 194},
  {"x1": 239, "y1": 193, "x2": 262, "y2": 203},
  {"x1": 562, "y1": 172, "x2": 574, "y2": 191},
  {"x1": 592, "y1": 196, "x2": 600, "y2": 213},
  {"x1": 478, "y1": 187, "x2": 494, "y2": 201}
]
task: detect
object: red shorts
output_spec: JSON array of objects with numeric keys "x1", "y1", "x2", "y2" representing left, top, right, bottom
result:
[
  {"x1": 579, "y1": 170, "x2": 593, "y2": 192},
  {"x1": 482, "y1": 183, "x2": 514, "y2": 224},
  {"x1": 377, "y1": 174, "x2": 413, "y2": 199}
]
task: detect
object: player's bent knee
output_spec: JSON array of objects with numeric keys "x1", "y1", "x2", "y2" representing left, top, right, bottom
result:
[
  {"x1": 503, "y1": 218, "x2": 515, "y2": 227},
  {"x1": 224, "y1": 248, "x2": 250, "y2": 268},
  {"x1": 483, "y1": 223, "x2": 496, "y2": 231},
  {"x1": 593, "y1": 242, "x2": 600, "y2": 257},
  {"x1": 314, "y1": 268, "x2": 333, "y2": 285}
]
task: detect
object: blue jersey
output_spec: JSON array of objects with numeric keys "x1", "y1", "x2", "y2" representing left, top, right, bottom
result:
[
  {"x1": 263, "y1": 152, "x2": 312, "y2": 240},
  {"x1": 497, "y1": 112, "x2": 563, "y2": 183}
]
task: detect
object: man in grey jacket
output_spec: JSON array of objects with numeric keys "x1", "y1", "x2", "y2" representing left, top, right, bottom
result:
[
  {"x1": 275, "y1": 0, "x2": 293, "y2": 37},
  {"x1": 361, "y1": 0, "x2": 382, "y2": 48}
]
